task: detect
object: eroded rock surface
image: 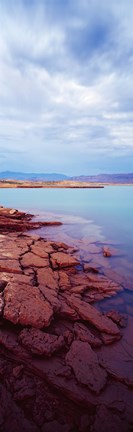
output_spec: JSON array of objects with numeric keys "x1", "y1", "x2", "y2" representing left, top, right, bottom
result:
[{"x1": 0, "y1": 206, "x2": 133, "y2": 432}]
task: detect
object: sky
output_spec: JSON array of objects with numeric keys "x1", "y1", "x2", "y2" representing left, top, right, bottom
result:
[{"x1": 0, "y1": 0, "x2": 133, "y2": 175}]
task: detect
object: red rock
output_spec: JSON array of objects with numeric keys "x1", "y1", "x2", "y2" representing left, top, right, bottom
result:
[
  {"x1": 37, "y1": 267, "x2": 59, "y2": 290},
  {"x1": 21, "y1": 252, "x2": 49, "y2": 268},
  {"x1": 67, "y1": 296, "x2": 120, "y2": 335},
  {"x1": 31, "y1": 243, "x2": 49, "y2": 258},
  {"x1": 98, "y1": 316, "x2": 133, "y2": 386},
  {"x1": 4, "y1": 282, "x2": 53, "y2": 328},
  {"x1": 106, "y1": 310, "x2": 127, "y2": 328},
  {"x1": 58, "y1": 271, "x2": 71, "y2": 291},
  {"x1": 50, "y1": 252, "x2": 79, "y2": 270},
  {"x1": 40, "y1": 240, "x2": 54, "y2": 254},
  {"x1": 83, "y1": 263, "x2": 100, "y2": 273},
  {"x1": 86, "y1": 273, "x2": 123, "y2": 297},
  {"x1": 66, "y1": 341, "x2": 107, "y2": 394},
  {"x1": 101, "y1": 332, "x2": 121, "y2": 345},
  {"x1": 0, "y1": 259, "x2": 22, "y2": 274},
  {"x1": 39, "y1": 285, "x2": 60, "y2": 312},
  {"x1": 102, "y1": 247, "x2": 112, "y2": 257},
  {"x1": 52, "y1": 242, "x2": 69, "y2": 251},
  {"x1": 19, "y1": 328, "x2": 65, "y2": 356},
  {"x1": 74, "y1": 322, "x2": 102, "y2": 347},
  {"x1": 58, "y1": 295, "x2": 79, "y2": 321}
]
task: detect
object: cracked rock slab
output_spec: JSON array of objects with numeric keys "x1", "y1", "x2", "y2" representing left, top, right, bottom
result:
[
  {"x1": 37, "y1": 267, "x2": 59, "y2": 290},
  {"x1": 66, "y1": 341, "x2": 107, "y2": 394},
  {"x1": 67, "y1": 296, "x2": 120, "y2": 335},
  {"x1": 50, "y1": 252, "x2": 79, "y2": 269},
  {"x1": 19, "y1": 328, "x2": 65, "y2": 356},
  {"x1": 4, "y1": 282, "x2": 53, "y2": 328},
  {"x1": 21, "y1": 252, "x2": 49, "y2": 268}
]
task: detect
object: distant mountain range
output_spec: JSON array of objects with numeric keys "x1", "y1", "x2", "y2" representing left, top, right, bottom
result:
[
  {"x1": 71, "y1": 173, "x2": 133, "y2": 183},
  {"x1": 0, "y1": 171, "x2": 133, "y2": 183},
  {"x1": 0, "y1": 171, "x2": 68, "y2": 181}
]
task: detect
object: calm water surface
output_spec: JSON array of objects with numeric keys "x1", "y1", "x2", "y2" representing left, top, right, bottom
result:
[{"x1": 0, "y1": 186, "x2": 133, "y2": 250}]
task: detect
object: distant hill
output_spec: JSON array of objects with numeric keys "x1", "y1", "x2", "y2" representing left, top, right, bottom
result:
[
  {"x1": 0, "y1": 171, "x2": 68, "y2": 181},
  {"x1": 0, "y1": 171, "x2": 133, "y2": 183},
  {"x1": 71, "y1": 173, "x2": 133, "y2": 183}
]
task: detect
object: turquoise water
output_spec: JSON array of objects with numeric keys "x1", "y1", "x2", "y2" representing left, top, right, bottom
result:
[{"x1": 0, "y1": 187, "x2": 133, "y2": 252}]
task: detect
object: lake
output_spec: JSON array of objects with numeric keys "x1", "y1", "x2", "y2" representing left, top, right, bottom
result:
[
  {"x1": 0, "y1": 186, "x2": 133, "y2": 313},
  {"x1": 0, "y1": 186, "x2": 133, "y2": 253}
]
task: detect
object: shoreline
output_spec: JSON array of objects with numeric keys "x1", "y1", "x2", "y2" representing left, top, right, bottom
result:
[
  {"x1": 0, "y1": 180, "x2": 133, "y2": 188},
  {"x1": 0, "y1": 206, "x2": 133, "y2": 431}
]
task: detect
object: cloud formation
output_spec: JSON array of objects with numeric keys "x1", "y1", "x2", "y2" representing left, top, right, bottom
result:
[{"x1": 0, "y1": 0, "x2": 133, "y2": 174}]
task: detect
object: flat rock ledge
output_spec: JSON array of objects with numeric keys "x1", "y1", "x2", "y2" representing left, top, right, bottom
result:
[{"x1": 0, "y1": 206, "x2": 132, "y2": 432}]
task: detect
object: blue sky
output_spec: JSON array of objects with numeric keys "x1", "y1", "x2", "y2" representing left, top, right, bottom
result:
[{"x1": 0, "y1": 0, "x2": 133, "y2": 175}]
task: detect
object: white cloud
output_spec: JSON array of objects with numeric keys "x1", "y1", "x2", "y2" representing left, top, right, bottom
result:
[{"x1": 0, "y1": 0, "x2": 133, "y2": 173}]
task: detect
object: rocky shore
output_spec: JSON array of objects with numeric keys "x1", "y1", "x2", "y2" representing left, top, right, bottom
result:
[{"x1": 0, "y1": 206, "x2": 133, "y2": 432}]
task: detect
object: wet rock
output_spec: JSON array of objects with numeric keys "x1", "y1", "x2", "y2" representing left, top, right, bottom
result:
[
  {"x1": 67, "y1": 296, "x2": 120, "y2": 335},
  {"x1": 19, "y1": 328, "x2": 65, "y2": 356},
  {"x1": 66, "y1": 341, "x2": 107, "y2": 394},
  {"x1": 83, "y1": 263, "x2": 100, "y2": 273},
  {"x1": 50, "y1": 252, "x2": 79, "y2": 270},
  {"x1": 104, "y1": 269, "x2": 133, "y2": 291},
  {"x1": 21, "y1": 252, "x2": 49, "y2": 268},
  {"x1": 52, "y1": 242, "x2": 69, "y2": 251},
  {"x1": 101, "y1": 332, "x2": 121, "y2": 345},
  {"x1": 86, "y1": 273, "x2": 123, "y2": 297},
  {"x1": 106, "y1": 310, "x2": 127, "y2": 328},
  {"x1": 98, "y1": 316, "x2": 133, "y2": 386},
  {"x1": 102, "y1": 247, "x2": 112, "y2": 257},
  {"x1": 4, "y1": 282, "x2": 53, "y2": 328},
  {"x1": 74, "y1": 322, "x2": 102, "y2": 347}
]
